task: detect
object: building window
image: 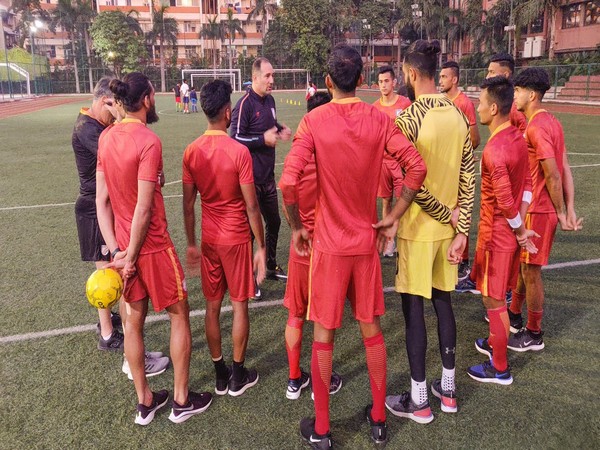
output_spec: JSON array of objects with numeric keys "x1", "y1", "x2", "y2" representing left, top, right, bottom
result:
[
  {"x1": 126, "y1": 0, "x2": 131, "y2": 5},
  {"x1": 584, "y1": 0, "x2": 599, "y2": 25},
  {"x1": 202, "y1": 0, "x2": 217, "y2": 14},
  {"x1": 530, "y1": 14, "x2": 544, "y2": 33},
  {"x1": 562, "y1": 3, "x2": 582, "y2": 28},
  {"x1": 256, "y1": 21, "x2": 262, "y2": 34},
  {"x1": 185, "y1": 46, "x2": 197, "y2": 58},
  {"x1": 49, "y1": 45, "x2": 56, "y2": 58},
  {"x1": 184, "y1": 21, "x2": 196, "y2": 32}
]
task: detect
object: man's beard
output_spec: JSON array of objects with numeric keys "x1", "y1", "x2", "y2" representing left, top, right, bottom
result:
[
  {"x1": 146, "y1": 103, "x2": 159, "y2": 124},
  {"x1": 405, "y1": 79, "x2": 416, "y2": 102}
]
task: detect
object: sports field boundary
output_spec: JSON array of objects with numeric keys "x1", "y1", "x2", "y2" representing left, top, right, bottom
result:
[{"x1": 1, "y1": 258, "x2": 598, "y2": 345}]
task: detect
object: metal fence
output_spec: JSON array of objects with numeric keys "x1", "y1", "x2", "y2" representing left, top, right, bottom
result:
[
  {"x1": 2, "y1": 62, "x2": 600, "y2": 101},
  {"x1": 459, "y1": 63, "x2": 600, "y2": 101}
]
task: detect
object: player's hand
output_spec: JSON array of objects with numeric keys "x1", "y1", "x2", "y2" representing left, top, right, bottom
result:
[
  {"x1": 106, "y1": 249, "x2": 128, "y2": 269},
  {"x1": 158, "y1": 170, "x2": 165, "y2": 187},
  {"x1": 186, "y1": 245, "x2": 201, "y2": 278},
  {"x1": 254, "y1": 247, "x2": 267, "y2": 285},
  {"x1": 264, "y1": 127, "x2": 279, "y2": 147},
  {"x1": 120, "y1": 259, "x2": 137, "y2": 279},
  {"x1": 105, "y1": 100, "x2": 125, "y2": 123},
  {"x1": 279, "y1": 124, "x2": 292, "y2": 142},
  {"x1": 450, "y1": 207, "x2": 460, "y2": 229},
  {"x1": 372, "y1": 216, "x2": 399, "y2": 254},
  {"x1": 447, "y1": 233, "x2": 467, "y2": 265},
  {"x1": 560, "y1": 209, "x2": 583, "y2": 231},
  {"x1": 292, "y1": 227, "x2": 312, "y2": 257},
  {"x1": 516, "y1": 229, "x2": 540, "y2": 254}
]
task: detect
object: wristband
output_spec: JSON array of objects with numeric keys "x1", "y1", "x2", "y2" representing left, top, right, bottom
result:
[
  {"x1": 111, "y1": 247, "x2": 121, "y2": 259},
  {"x1": 507, "y1": 214, "x2": 522, "y2": 229}
]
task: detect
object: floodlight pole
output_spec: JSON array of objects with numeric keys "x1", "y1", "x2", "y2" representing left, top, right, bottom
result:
[
  {"x1": 30, "y1": 27, "x2": 37, "y2": 96},
  {"x1": 1, "y1": 18, "x2": 13, "y2": 98}
]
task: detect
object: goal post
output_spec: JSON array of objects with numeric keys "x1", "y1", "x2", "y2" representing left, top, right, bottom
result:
[
  {"x1": 181, "y1": 68, "x2": 241, "y2": 92},
  {"x1": 272, "y1": 69, "x2": 309, "y2": 91}
]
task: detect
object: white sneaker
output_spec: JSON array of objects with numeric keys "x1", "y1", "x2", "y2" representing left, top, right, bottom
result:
[{"x1": 123, "y1": 355, "x2": 170, "y2": 380}]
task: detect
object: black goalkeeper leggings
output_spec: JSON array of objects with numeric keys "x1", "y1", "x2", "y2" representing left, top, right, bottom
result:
[{"x1": 401, "y1": 289, "x2": 456, "y2": 382}]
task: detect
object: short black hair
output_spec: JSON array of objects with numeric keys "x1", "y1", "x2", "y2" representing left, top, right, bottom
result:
[
  {"x1": 404, "y1": 39, "x2": 441, "y2": 79},
  {"x1": 327, "y1": 43, "x2": 363, "y2": 93},
  {"x1": 480, "y1": 76, "x2": 514, "y2": 116},
  {"x1": 200, "y1": 79, "x2": 232, "y2": 123},
  {"x1": 378, "y1": 65, "x2": 395, "y2": 79},
  {"x1": 109, "y1": 72, "x2": 153, "y2": 113},
  {"x1": 513, "y1": 67, "x2": 551, "y2": 99},
  {"x1": 252, "y1": 57, "x2": 270, "y2": 75},
  {"x1": 307, "y1": 91, "x2": 332, "y2": 112},
  {"x1": 441, "y1": 61, "x2": 460, "y2": 82},
  {"x1": 489, "y1": 53, "x2": 515, "y2": 75}
]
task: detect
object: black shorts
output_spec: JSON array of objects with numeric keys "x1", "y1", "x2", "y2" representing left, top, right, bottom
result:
[{"x1": 75, "y1": 195, "x2": 110, "y2": 262}]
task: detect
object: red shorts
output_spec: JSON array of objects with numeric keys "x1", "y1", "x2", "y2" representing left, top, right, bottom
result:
[
  {"x1": 377, "y1": 159, "x2": 404, "y2": 199},
  {"x1": 176, "y1": 97, "x2": 181, "y2": 102},
  {"x1": 473, "y1": 247, "x2": 520, "y2": 300},
  {"x1": 201, "y1": 241, "x2": 254, "y2": 302},
  {"x1": 520, "y1": 212, "x2": 558, "y2": 266},
  {"x1": 283, "y1": 259, "x2": 310, "y2": 317},
  {"x1": 123, "y1": 247, "x2": 187, "y2": 312},
  {"x1": 307, "y1": 248, "x2": 384, "y2": 329}
]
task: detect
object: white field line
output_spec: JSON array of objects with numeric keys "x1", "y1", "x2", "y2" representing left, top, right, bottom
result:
[
  {"x1": 1, "y1": 258, "x2": 598, "y2": 345},
  {"x1": 2, "y1": 163, "x2": 599, "y2": 212}
]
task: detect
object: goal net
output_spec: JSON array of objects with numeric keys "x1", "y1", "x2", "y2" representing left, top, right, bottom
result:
[{"x1": 182, "y1": 68, "x2": 242, "y2": 92}]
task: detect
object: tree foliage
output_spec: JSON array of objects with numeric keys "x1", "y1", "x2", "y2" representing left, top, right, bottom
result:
[
  {"x1": 146, "y1": 5, "x2": 178, "y2": 92},
  {"x1": 89, "y1": 10, "x2": 147, "y2": 77}
]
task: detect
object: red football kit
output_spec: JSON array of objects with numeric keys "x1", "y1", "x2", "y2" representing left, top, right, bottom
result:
[
  {"x1": 472, "y1": 122, "x2": 531, "y2": 300},
  {"x1": 451, "y1": 91, "x2": 477, "y2": 127},
  {"x1": 279, "y1": 97, "x2": 426, "y2": 329},
  {"x1": 373, "y1": 95, "x2": 412, "y2": 199},
  {"x1": 98, "y1": 118, "x2": 186, "y2": 311},
  {"x1": 521, "y1": 110, "x2": 565, "y2": 266},
  {"x1": 510, "y1": 102, "x2": 528, "y2": 134},
  {"x1": 182, "y1": 130, "x2": 255, "y2": 301}
]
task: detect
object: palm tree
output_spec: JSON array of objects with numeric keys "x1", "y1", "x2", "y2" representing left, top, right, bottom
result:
[
  {"x1": 223, "y1": 8, "x2": 246, "y2": 72},
  {"x1": 200, "y1": 15, "x2": 226, "y2": 73},
  {"x1": 49, "y1": 0, "x2": 94, "y2": 94},
  {"x1": 246, "y1": 0, "x2": 278, "y2": 43},
  {"x1": 147, "y1": 4, "x2": 178, "y2": 92}
]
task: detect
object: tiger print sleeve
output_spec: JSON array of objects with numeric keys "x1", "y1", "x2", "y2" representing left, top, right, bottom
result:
[
  {"x1": 456, "y1": 129, "x2": 476, "y2": 235},
  {"x1": 414, "y1": 186, "x2": 453, "y2": 223},
  {"x1": 396, "y1": 103, "x2": 453, "y2": 223}
]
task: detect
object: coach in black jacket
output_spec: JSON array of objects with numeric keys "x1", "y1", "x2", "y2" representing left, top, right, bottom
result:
[{"x1": 231, "y1": 57, "x2": 292, "y2": 288}]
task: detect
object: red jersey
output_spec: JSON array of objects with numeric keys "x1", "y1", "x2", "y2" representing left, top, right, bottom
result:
[
  {"x1": 510, "y1": 102, "x2": 527, "y2": 133},
  {"x1": 182, "y1": 130, "x2": 254, "y2": 245},
  {"x1": 279, "y1": 97, "x2": 426, "y2": 256},
  {"x1": 97, "y1": 118, "x2": 172, "y2": 255},
  {"x1": 451, "y1": 91, "x2": 477, "y2": 126},
  {"x1": 372, "y1": 95, "x2": 412, "y2": 120},
  {"x1": 373, "y1": 95, "x2": 411, "y2": 199},
  {"x1": 289, "y1": 157, "x2": 317, "y2": 264},
  {"x1": 477, "y1": 122, "x2": 531, "y2": 251},
  {"x1": 525, "y1": 110, "x2": 566, "y2": 214}
]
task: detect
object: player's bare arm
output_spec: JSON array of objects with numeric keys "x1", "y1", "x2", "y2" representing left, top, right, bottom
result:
[
  {"x1": 561, "y1": 152, "x2": 583, "y2": 230},
  {"x1": 373, "y1": 184, "x2": 418, "y2": 253},
  {"x1": 182, "y1": 182, "x2": 201, "y2": 277},
  {"x1": 470, "y1": 124, "x2": 481, "y2": 149},
  {"x1": 123, "y1": 180, "x2": 155, "y2": 278},
  {"x1": 95, "y1": 171, "x2": 127, "y2": 265},
  {"x1": 284, "y1": 203, "x2": 311, "y2": 257},
  {"x1": 540, "y1": 157, "x2": 571, "y2": 230},
  {"x1": 241, "y1": 183, "x2": 267, "y2": 284}
]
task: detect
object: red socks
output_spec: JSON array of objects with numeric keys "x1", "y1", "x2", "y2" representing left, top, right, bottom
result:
[
  {"x1": 527, "y1": 309, "x2": 543, "y2": 333},
  {"x1": 312, "y1": 341, "x2": 333, "y2": 436},
  {"x1": 285, "y1": 316, "x2": 304, "y2": 379},
  {"x1": 364, "y1": 333, "x2": 387, "y2": 422},
  {"x1": 488, "y1": 305, "x2": 509, "y2": 371},
  {"x1": 509, "y1": 290, "x2": 525, "y2": 315}
]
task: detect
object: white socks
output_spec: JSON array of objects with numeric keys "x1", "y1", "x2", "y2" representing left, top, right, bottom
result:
[
  {"x1": 411, "y1": 378, "x2": 428, "y2": 405},
  {"x1": 442, "y1": 367, "x2": 456, "y2": 392}
]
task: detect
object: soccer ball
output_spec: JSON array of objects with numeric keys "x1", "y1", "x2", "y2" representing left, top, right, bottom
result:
[{"x1": 86, "y1": 268, "x2": 123, "y2": 309}]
